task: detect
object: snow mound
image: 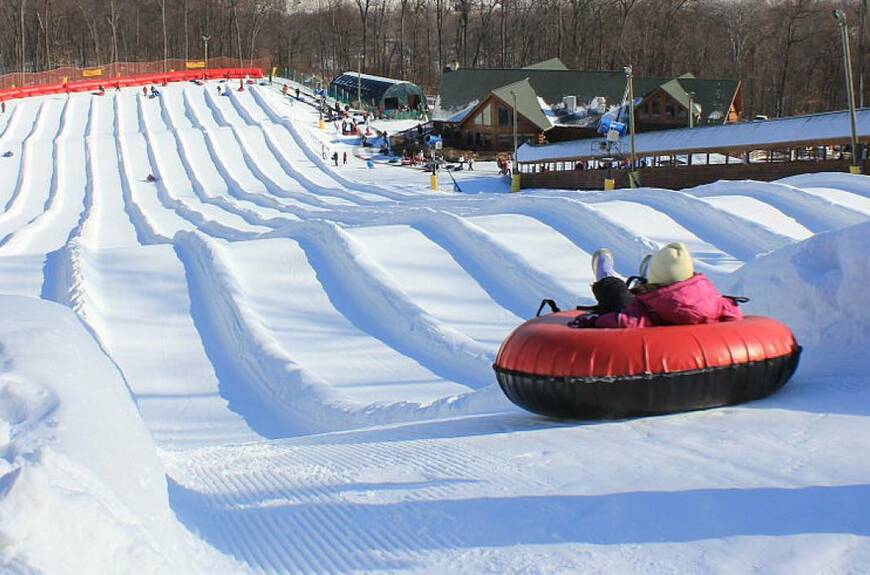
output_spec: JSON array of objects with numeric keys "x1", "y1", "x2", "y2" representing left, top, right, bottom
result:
[
  {"x1": 725, "y1": 221, "x2": 870, "y2": 375},
  {"x1": 0, "y1": 296, "x2": 242, "y2": 574}
]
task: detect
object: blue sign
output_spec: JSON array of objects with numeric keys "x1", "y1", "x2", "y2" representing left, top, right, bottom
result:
[{"x1": 597, "y1": 116, "x2": 627, "y2": 136}]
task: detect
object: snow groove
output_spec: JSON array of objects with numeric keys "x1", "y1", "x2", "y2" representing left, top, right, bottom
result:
[
  {"x1": 249, "y1": 85, "x2": 412, "y2": 201},
  {"x1": 0, "y1": 100, "x2": 61, "y2": 238},
  {"x1": 0, "y1": 97, "x2": 82, "y2": 254},
  {"x1": 582, "y1": 187, "x2": 795, "y2": 260},
  {"x1": 685, "y1": 180, "x2": 867, "y2": 233},
  {"x1": 174, "y1": 229, "x2": 501, "y2": 433}
]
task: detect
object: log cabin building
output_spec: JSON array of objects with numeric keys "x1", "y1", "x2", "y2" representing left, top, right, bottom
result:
[{"x1": 433, "y1": 59, "x2": 742, "y2": 153}]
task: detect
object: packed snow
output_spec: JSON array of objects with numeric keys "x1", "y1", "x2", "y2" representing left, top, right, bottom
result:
[{"x1": 0, "y1": 80, "x2": 869, "y2": 574}]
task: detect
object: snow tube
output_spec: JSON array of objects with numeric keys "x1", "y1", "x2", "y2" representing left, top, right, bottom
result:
[{"x1": 493, "y1": 312, "x2": 801, "y2": 418}]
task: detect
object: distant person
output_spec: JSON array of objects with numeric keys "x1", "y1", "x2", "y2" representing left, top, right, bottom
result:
[
  {"x1": 216, "y1": 84, "x2": 222, "y2": 95},
  {"x1": 332, "y1": 151, "x2": 339, "y2": 166},
  {"x1": 295, "y1": 87, "x2": 301, "y2": 100},
  {"x1": 145, "y1": 174, "x2": 158, "y2": 183},
  {"x1": 1, "y1": 151, "x2": 13, "y2": 158},
  {"x1": 143, "y1": 86, "x2": 148, "y2": 97},
  {"x1": 467, "y1": 154, "x2": 474, "y2": 171},
  {"x1": 342, "y1": 151, "x2": 348, "y2": 166},
  {"x1": 0, "y1": 100, "x2": 5, "y2": 114}
]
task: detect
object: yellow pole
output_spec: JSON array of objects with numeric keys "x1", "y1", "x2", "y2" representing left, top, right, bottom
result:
[
  {"x1": 604, "y1": 178, "x2": 616, "y2": 191},
  {"x1": 430, "y1": 173, "x2": 438, "y2": 190},
  {"x1": 510, "y1": 173, "x2": 521, "y2": 192}
]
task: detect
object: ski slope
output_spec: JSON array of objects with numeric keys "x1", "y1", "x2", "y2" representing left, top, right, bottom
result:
[{"x1": 1, "y1": 81, "x2": 869, "y2": 574}]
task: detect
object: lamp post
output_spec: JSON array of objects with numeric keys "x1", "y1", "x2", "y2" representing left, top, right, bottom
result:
[
  {"x1": 202, "y1": 35, "x2": 211, "y2": 67},
  {"x1": 510, "y1": 89, "x2": 520, "y2": 192},
  {"x1": 357, "y1": 53, "x2": 363, "y2": 110},
  {"x1": 833, "y1": 9, "x2": 862, "y2": 174},
  {"x1": 688, "y1": 91, "x2": 695, "y2": 128},
  {"x1": 19, "y1": 0, "x2": 26, "y2": 88},
  {"x1": 625, "y1": 65, "x2": 640, "y2": 187}
]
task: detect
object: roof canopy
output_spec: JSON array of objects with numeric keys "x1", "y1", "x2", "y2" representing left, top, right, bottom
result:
[
  {"x1": 517, "y1": 108, "x2": 870, "y2": 163},
  {"x1": 523, "y1": 58, "x2": 569, "y2": 71},
  {"x1": 489, "y1": 78, "x2": 552, "y2": 131},
  {"x1": 330, "y1": 72, "x2": 425, "y2": 107},
  {"x1": 439, "y1": 68, "x2": 739, "y2": 126}
]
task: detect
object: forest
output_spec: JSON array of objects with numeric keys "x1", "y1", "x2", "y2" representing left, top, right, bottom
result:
[{"x1": 0, "y1": 0, "x2": 866, "y2": 117}]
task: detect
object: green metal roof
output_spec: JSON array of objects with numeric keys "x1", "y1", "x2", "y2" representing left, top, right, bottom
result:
[
  {"x1": 440, "y1": 68, "x2": 663, "y2": 110},
  {"x1": 523, "y1": 58, "x2": 569, "y2": 71},
  {"x1": 489, "y1": 78, "x2": 551, "y2": 131},
  {"x1": 439, "y1": 68, "x2": 739, "y2": 125}
]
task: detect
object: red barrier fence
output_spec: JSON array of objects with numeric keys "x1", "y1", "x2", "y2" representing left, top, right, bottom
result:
[
  {"x1": 0, "y1": 57, "x2": 271, "y2": 90},
  {"x1": 0, "y1": 65, "x2": 266, "y2": 102}
]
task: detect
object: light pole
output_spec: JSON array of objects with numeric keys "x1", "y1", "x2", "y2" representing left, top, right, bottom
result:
[
  {"x1": 19, "y1": 0, "x2": 26, "y2": 87},
  {"x1": 357, "y1": 53, "x2": 363, "y2": 111},
  {"x1": 202, "y1": 35, "x2": 211, "y2": 67},
  {"x1": 833, "y1": 9, "x2": 862, "y2": 174},
  {"x1": 510, "y1": 89, "x2": 520, "y2": 192},
  {"x1": 688, "y1": 91, "x2": 695, "y2": 128},
  {"x1": 625, "y1": 65, "x2": 640, "y2": 187}
]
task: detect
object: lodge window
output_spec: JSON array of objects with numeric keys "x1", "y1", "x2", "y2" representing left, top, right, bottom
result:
[
  {"x1": 498, "y1": 106, "x2": 510, "y2": 126},
  {"x1": 482, "y1": 104, "x2": 492, "y2": 126}
]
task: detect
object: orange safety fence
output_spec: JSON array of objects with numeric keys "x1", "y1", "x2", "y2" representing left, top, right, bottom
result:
[
  {"x1": 0, "y1": 67, "x2": 268, "y2": 102},
  {"x1": 0, "y1": 57, "x2": 270, "y2": 100}
]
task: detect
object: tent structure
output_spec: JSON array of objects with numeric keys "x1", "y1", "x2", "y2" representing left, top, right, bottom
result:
[{"x1": 329, "y1": 72, "x2": 426, "y2": 110}]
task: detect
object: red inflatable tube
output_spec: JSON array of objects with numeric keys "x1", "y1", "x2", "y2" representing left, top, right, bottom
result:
[{"x1": 493, "y1": 312, "x2": 801, "y2": 419}]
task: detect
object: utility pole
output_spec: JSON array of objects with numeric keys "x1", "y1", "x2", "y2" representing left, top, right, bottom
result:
[
  {"x1": 510, "y1": 89, "x2": 520, "y2": 192},
  {"x1": 19, "y1": 0, "x2": 27, "y2": 87},
  {"x1": 625, "y1": 65, "x2": 639, "y2": 187},
  {"x1": 202, "y1": 35, "x2": 211, "y2": 66},
  {"x1": 358, "y1": 53, "x2": 363, "y2": 110},
  {"x1": 833, "y1": 9, "x2": 862, "y2": 174},
  {"x1": 860, "y1": 0, "x2": 867, "y2": 108},
  {"x1": 688, "y1": 92, "x2": 695, "y2": 128}
]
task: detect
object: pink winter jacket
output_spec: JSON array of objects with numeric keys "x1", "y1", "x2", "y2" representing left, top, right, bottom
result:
[{"x1": 588, "y1": 273, "x2": 743, "y2": 329}]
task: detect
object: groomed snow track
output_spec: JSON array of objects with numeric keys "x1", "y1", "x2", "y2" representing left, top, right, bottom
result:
[{"x1": 2, "y1": 81, "x2": 870, "y2": 574}]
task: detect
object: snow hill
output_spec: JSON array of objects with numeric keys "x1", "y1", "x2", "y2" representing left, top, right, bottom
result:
[{"x1": 0, "y1": 81, "x2": 869, "y2": 574}]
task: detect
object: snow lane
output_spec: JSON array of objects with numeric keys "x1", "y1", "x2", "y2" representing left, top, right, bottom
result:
[
  {"x1": 688, "y1": 180, "x2": 866, "y2": 233},
  {"x1": 0, "y1": 99, "x2": 65, "y2": 242},
  {"x1": 702, "y1": 195, "x2": 813, "y2": 240},
  {"x1": 800, "y1": 187, "x2": 870, "y2": 216},
  {"x1": 138, "y1": 93, "x2": 269, "y2": 238},
  {"x1": 180, "y1": 85, "x2": 327, "y2": 214},
  {"x1": 0, "y1": 102, "x2": 41, "y2": 211},
  {"x1": 778, "y1": 172, "x2": 870, "y2": 199},
  {"x1": 468, "y1": 213, "x2": 595, "y2": 297},
  {"x1": 591, "y1": 200, "x2": 742, "y2": 273},
  {"x1": 582, "y1": 188, "x2": 795, "y2": 261},
  {"x1": 249, "y1": 85, "x2": 413, "y2": 202},
  {"x1": 68, "y1": 243, "x2": 263, "y2": 448},
  {"x1": 222, "y1": 237, "x2": 469, "y2": 404},
  {"x1": 201, "y1": 85, "x2": 367, "y2": 208},
  {"x1": 174, "y1": 230, "x2": 502, "y2": 434},
  {"x1": 79, "y1": 94, "x2": 140, "y2": 249},
  {"x1": 348, "y1": 224, "x2": 523, "y2": 348},
  {"x1": 461, "y1": 195, "x2": 659, "y2": 280},
  {"x1": 0, "y1": 95, "x2": 90, "y2": 255}
]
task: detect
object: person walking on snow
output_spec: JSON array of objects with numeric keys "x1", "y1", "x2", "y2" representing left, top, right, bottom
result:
[
  {"x1": 332, "y1": 151, "x2": 339, "y2": 166},
  {"x1": 572, "y1": 243, "x2": 743, "y2": 329},
  {"x1": 342, "y1": 151, "x2": 348, "y2": 166}
]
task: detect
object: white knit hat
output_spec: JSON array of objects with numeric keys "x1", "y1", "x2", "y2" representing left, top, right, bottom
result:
[{"x1": 647, "y1": 242, "x2": 694, "y2": 285}]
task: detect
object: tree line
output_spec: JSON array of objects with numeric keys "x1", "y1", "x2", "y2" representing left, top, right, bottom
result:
[{"x1": 1, "y1": 0, "x2": 867, "y2": 117}]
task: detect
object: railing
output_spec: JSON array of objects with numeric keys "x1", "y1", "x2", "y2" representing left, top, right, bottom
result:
[{"x1": 0, "y1": 57, "x2": 271, "y2": 91}]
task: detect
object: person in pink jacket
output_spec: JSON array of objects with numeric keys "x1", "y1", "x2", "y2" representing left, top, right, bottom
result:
[{"x1": 573, "y1": 242, "x2": 743, "y2": 329}]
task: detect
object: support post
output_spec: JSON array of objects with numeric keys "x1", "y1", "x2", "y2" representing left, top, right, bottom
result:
[{"x1": 834, "y1": 9, "x2": 863, "y2": 174}]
